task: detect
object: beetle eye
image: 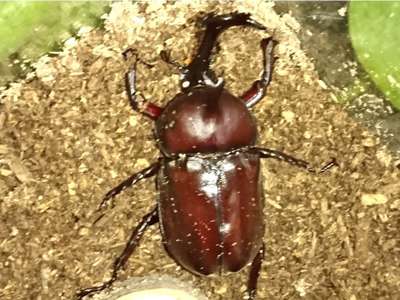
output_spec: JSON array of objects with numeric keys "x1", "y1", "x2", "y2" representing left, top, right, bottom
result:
[{"x1": 182, "y1": 81, "x2": 190, "y2": 89}]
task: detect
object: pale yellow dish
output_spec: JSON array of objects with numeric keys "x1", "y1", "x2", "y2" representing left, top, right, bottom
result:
[{"x1": 116, "y1": 288, "x2": 199, "y2": 300}]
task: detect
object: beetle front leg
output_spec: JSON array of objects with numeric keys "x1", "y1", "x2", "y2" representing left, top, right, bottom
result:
[
  {"x1": 98, "y1": 160, "x2": 161, "y2": 210},
  {"x1": 76, "y1": 206, "x2": 159, "y2": 299},
  {"x1": 241, "y1": 37, "x2": 278, "y2": 108},
  {"x1": 251, "y1": 147, "x2": 336, "y2": 173},
  {"x1": 123, "y1": 49, "x2": 162, "y2": 120}
]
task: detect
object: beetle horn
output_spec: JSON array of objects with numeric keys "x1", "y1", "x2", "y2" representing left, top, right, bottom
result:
[{"x1": 181, "y1": 13, "x2": 266, "y2": 91}]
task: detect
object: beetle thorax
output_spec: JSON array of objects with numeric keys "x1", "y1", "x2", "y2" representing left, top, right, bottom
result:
[{"x1": 156, "y1": 87, "x2": 257, "y2": 155}]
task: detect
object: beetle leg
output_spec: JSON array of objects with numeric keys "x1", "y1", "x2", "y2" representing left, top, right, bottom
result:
[
  {"x1": 76, "y1": 206, "x2": 159, "y2": 299},
  {"x1": 251, "y1": 147, "x2": 337, "y2": 173},
  {"x1": 247, "y1": 243, "x2": 265, "y2": 300},
  {"x1": 123, "y1": 49, "x2": 162, "y2": 120},
  {"x1": 241, "y1": 38, "x2": 278, "y2": 108},
  {"x1": 98, "y1": 160, "x2": 161, "y2": 210}
]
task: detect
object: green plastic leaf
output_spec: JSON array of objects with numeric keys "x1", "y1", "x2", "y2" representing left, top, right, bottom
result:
[
  {"x1": 0, "y1": 2, "x2": 108, "y2": 58},
  {"x1": 349, "y1": 2, "x2": 400, "y2": 109},
  {"x1": 0, "y1": 1, "x2": 108, "y2": 84}
]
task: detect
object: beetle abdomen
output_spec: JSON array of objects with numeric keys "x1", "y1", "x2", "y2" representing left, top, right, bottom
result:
[
  {"x1": 157, "y1": 152, "x2": 264, "y2": 275},
  {"x1": 219, "y1": 154, "x2": 264, "y2": 272}
]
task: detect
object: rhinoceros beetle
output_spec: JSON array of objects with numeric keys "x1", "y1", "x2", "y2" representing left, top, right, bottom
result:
[{"x1": 77, "y1": 12, "x2": 335, "y2": 300}]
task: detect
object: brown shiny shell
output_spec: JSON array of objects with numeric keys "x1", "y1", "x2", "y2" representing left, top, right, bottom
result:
[
  {"x1": 155, "y1": 86, "x2": 257, "y2": 154},
  {"x1": 157, "y1": 152, "x2": 264, "y2": 275}
]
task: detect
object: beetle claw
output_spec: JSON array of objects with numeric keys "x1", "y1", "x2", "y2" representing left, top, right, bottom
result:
[
  {"x1": 98, "y1": 195, "x2": 115, "y2": 211},
  {"x1": 76, "y1": 280, "x2": 113, "y2": 300},
  {"x1": 318, "y1": 158, "x2": 338, "y2": 173}
]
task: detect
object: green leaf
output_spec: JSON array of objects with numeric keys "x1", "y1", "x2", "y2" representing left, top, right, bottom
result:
[
  {"x1": 349, "y1": 2, "x2": 400, "y2": 109},
  {"x1": 0, "y1": 2, "x2": 108, "y2": 84}
]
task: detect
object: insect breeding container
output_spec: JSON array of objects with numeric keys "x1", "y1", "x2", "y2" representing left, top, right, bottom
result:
[{"x1": 0, "y1": 2, "x2": 399, "y2": 300}]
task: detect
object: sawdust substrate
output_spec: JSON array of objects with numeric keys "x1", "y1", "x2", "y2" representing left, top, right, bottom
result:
[{"x1": 1, "y1": 2, "x2": 399, "y2": 300}]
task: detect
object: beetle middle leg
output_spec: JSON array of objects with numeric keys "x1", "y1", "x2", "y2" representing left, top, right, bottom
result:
[
  {"x1": 241, "y1": 37, "x2": 278, "y2": 108},
  {"x1": 246, "y1": 243, "x2": 265, "y2": 300},
  {"x1": 98, "y1": 160, "x2": 161, "y2": 210},
  {"x1": 123, "y1": 49, "x2": 162, "y2": 120},
  {"x1": 76, "y1": 206, "x2": 159, "y2": 299},
  {"x1": 251, "y1": 147, "x2": 337, "y2": 173}
]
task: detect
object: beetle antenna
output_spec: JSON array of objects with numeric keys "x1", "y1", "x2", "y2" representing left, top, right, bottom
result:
[
  {"x1": 160, "y1": 49, "x2": 184, "y2": 71},
  {"x1": 122, "y1": 48, "x2": 154, "y2": 68}
]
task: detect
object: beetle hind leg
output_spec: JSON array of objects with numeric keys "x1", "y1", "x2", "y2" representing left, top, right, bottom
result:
[
  {"x1": 97, "y1": 160, "x2": 161, "y2": 211},
  {"x1": 246, "y1": 243, "x2": 265, "y2": 300},
  {"x1": 241, "y1": 37, "x2": 278, "y2": 108},
  {"x1": 76, "y1": 206, "x2": 159, "y2": 299}
]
